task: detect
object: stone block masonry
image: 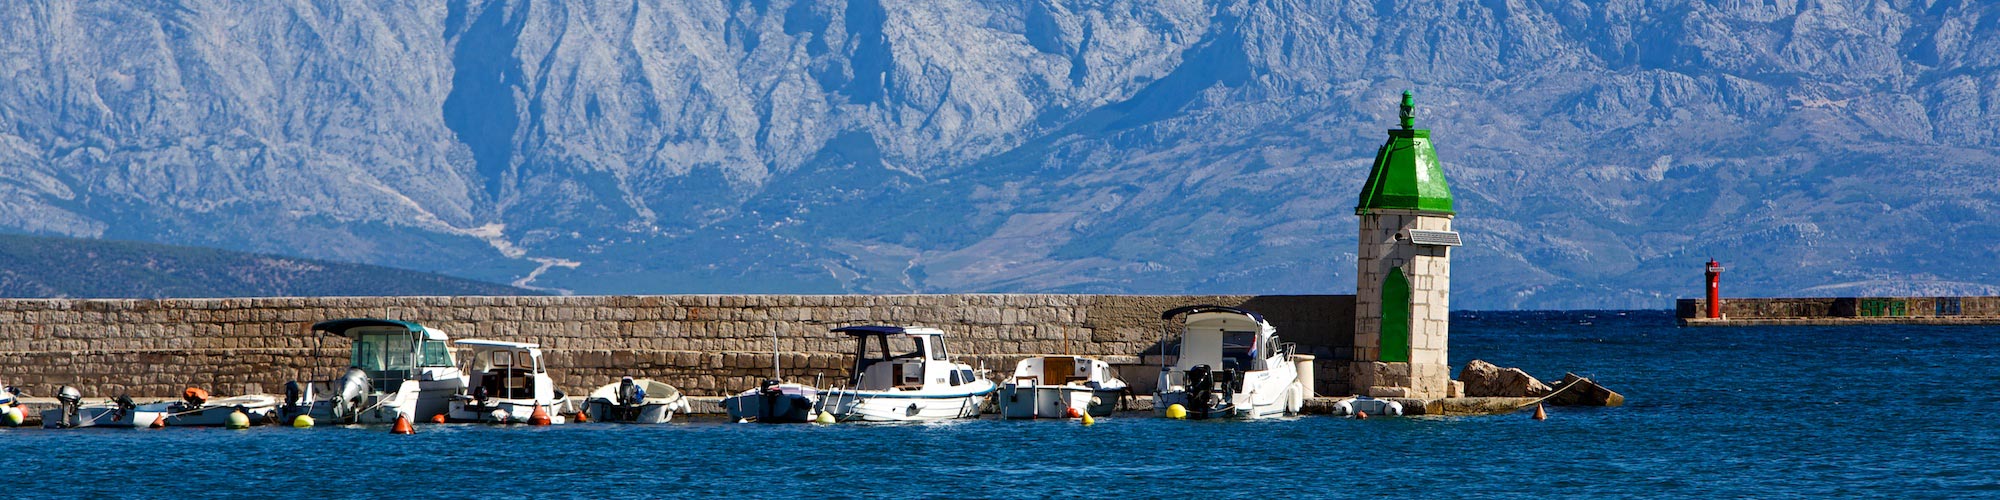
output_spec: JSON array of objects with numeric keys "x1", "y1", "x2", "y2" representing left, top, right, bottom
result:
[{"x1": 0, "y1": 294, "x2": 1354, "y2": 400}]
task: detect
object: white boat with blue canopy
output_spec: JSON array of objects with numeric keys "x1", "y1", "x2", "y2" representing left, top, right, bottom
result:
[
  {"x1": 279, "y1": 318, "x2": 465, "y2": 425},
  {"x1": 818, "y1": 325, "x2": 996, "y2": 422},
  {"x1": 1153, "y1": 305, "x2": 1305, "y2": 420}
]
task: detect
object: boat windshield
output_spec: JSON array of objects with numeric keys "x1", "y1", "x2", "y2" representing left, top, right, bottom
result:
[
  {"x1": 420, "y1": 340, "x2": 453, "y2": 367},
  {"x1": 352, "y1": 332, "x2": 416, "y2": 383}
]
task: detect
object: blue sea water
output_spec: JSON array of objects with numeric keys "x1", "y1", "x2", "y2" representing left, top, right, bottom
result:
[{"x1": 11, "y1": 311, "x2": 1999, "y2": 498}]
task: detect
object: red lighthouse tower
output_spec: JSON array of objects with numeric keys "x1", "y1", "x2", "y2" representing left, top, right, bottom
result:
[{"x1": 1705, "y1": 259, "x2": 1725, "y2": 319}]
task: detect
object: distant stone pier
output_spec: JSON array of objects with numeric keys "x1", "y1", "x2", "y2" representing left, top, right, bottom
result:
[
  {"x1": 0, "y1": 294, "x2": 1356, "y2": 400},
  {"x1": 1677, "y1": 297, "x2": 2000, "y2": 326}
]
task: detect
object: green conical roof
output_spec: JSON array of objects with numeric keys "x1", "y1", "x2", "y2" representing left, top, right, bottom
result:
[{"x1": 1356, "y1": 91, "x2": 1454, "y2": 215}]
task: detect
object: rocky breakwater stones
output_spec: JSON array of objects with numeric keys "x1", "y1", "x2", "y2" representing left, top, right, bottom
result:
[{"x1": 1458, "y1": 359, "x2": 1552, "y2": 398}]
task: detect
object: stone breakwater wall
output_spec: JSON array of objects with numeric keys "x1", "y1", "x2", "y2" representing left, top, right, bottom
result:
[
  {"x1": 1677, "y1": 297, "x2": 2000, "y2": 325},
  {"x1": 0, "y1": 294, "x2": 1354, "y2": 399}
]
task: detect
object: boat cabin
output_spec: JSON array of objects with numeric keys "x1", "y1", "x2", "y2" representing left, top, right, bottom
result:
[
  {"x1": 1161, "y1": 306, "x2": 1283, "y2": 373},
  {"x1": 312, "y1": 318, "x2": 459, "y2": 392},
  {"x1": 1011, "y1": 356, "x2": 1113, "y2": 386},
  {"x1": 455, "y1": 340, "x2": 557, "y2": 402},
  {"x1": 834, "y1": 326, "x2": 979, "y2": 391}
]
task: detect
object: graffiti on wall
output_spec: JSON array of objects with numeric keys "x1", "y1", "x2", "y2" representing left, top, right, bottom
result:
[
  {"x1": 1937, "y1": 297, "x2": 1962, "y2": 316},
  {"x1": 1858, "y1": 298, "x2": 1908, "y2": 317}
]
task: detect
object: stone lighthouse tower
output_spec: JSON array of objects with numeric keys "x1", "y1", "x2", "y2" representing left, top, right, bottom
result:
[{"x1": 1351, "y1": 91, "x2": 1462, "y2": 400}]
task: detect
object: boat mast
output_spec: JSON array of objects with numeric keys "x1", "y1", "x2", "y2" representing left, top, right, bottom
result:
[{"x1": 769, "y1": 329, "x2": 782, "y2": 381}]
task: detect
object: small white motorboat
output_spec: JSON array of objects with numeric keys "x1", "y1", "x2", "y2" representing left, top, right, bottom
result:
[
  {"x1": 1153, "y1": 305, "x2": 1306, "y2": 420},
  {"x1": 1330, "y1": 396, "x2": 1404, "y2": 417},
  {"x1": 42, "y1": 387, "x2": 166, "y2": 429},
  {"x1": 448, "y1": 340, "x2": 571, "y2": 424},
  {"x1": 997, "y1": 355, "x2": 1127, "y2": 419},
  {"x1": 137, "y1": 388, "x2": 279, "y2": 427},
  {"x1": 583, "y1": 377, "x2": 688, "y2": 424},
  {"x1": 280, "y1": 318, "x2": 467, "y2": 425},
  {"x1": 722, "y1": 380, "x2": 820, "y2": 423},
  {"x1": 818, "y1": 325, "x2": 996, "y2": 423}
]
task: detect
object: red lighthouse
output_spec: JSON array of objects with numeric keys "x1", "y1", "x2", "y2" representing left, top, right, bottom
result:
[{"x1": 1705, "y1": 259, "x2": 1725, "y2": 319}]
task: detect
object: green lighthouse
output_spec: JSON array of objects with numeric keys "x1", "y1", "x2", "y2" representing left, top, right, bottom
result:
[
  {"x1": 1351, "y1": 91, "x2": 1463, "y2": 400},
  {"x1": 1356, "y1": 91, "x2": 1455, "y2": 215}
]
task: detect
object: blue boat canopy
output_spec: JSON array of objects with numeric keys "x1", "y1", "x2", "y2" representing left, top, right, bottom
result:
[
  {"x1": 1159, "y1": 305, "x2": 1267, "y2": 323},
  {"x1": 832, "y1": 325, "x2": 946, "y2": 336}
]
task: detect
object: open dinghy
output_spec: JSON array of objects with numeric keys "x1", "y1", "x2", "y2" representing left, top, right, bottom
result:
[
  {"x1": 818, "y1": 325, "x2": 995, "y2": 423},
  {"x1": 583, "y1": 377, "x2": 688, "y2": 424},
  {"x1": 43, "y1": 387, "x2": 165, "y2": 429},
  {"x1": 1153, "y1": 305, "x2": 1306, "y2": 420},
  {"x1": 137, "y1": 388, "x2": 278, "y2": 427},
  {"x1": 997, "y1": 355, "x2": 1126, "y2": 419},
  {"x1": 448, "y1": 340, "x2": 572, "y2": 424}
]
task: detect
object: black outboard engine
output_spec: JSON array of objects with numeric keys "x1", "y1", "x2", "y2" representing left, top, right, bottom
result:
[
  {"x1": 53, "y1": 386, "x2": 83, "y2": 429},
  {"x1": 617, "y1": 378, "x2": 642, "y2": 406},
  {"x1": 1182, "y1": 365, "x2": 1238, "y2": 419},
  {"x1": 283, "y1": 381, "x2": 303, "y2": 408}
]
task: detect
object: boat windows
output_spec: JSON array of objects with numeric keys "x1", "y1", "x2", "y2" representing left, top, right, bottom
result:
[
  {"x1": 1221, "y1": 331, "x2": 1259, "y2": 370},
  {"x1": 950, "y1": 369, "x2": 976, "y2": 386},
  {"x1": 420, "y1": 340, "x2": 453, "y2": 367},
  {"x1": 351, "y1": 332, "x2": 416, "y2": 373},
  {"x1": 929, "y1": 338, "x2": 948, "y2": 361}
]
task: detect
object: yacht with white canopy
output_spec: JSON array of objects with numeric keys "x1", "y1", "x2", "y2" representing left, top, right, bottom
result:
[
  {"x1": 1153, "y1": 305, "x2": 1305, "y2": 420},
  {"x1": 278, "y1": 318, "x2": 465, "y2": 425},
  {"x1": 818, "y1": 326, "x2": 995, "y2": 422},
  {"x1": 448, "y1": 339, "x2": 571, "y2": 424}
]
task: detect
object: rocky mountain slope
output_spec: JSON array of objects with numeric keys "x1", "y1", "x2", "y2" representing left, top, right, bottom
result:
[
  {"x1": 0, "y1": 234, "x2": 530, "y2": 298},
  {"x1": 1, "y1": 0, "x2": 1995, "y2": 308}
]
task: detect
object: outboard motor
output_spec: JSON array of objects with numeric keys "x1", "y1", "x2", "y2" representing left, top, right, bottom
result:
[
  {"x1": 53, "y1": 386, "x2": 83, "y2": 429},
  {"x1": 331, "y1": 368, "x2": 371, "y2": 420},
  {"x1": 617, "y1": 377, "x2": 643, "y2": 407},
  {"x1": 283, "y1": 381, "x2": 303, "y2": 408}
]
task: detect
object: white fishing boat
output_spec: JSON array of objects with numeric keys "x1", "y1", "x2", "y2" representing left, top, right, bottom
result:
[
  {"x1": 1153, "y1": 306, "x2": 1306, "y2": 420},
  {"x1": 818, "y1": 326, "x2": 996, "y2": 423},
  {"x1": 279, "y1": 318, "x2": 466, "y2": 425},
  {"x1": 43, "y1": 387, "x2": 165, "y2": 429},
  {"x1": 583, "y1": 377, "x2": 687, "y2": 424},
  {"x1": 136, "y1": 388, "x2": 279, "y2": 427},
  {"x1": 997, "y1": 355, "x2": 1127, "y2": 419},
  {"x1": 448, "y1": 340, "x2": 571, "y2": 424},
  {"x1": 721, "y1": 329, "x2": 821, "y2": 423}
]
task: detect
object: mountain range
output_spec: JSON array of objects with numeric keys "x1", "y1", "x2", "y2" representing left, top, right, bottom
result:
[{"x1": 1, "y1": 0, "x2": 1996, "y2": 308}]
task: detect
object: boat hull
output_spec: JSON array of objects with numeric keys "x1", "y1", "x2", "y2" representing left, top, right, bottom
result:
[
  {"x1": 1152, "y1": 386, "x2": 1294, "y2": 420},
  {"x1": 820, "y1": 385, "x2": 993, "y2": 423},
  {"x1": 582, "y1": 399, "x2": 682, "y2": 424},
  {"x1": 41, "y1": 406, "x2": 168, "y2": 429},
  {"x1": 450, "y1": 397, "x2": 571, "y2": 424},
  {"x1": 996, "y1": 385, "x2": 1122, "y2": 419},
  {"x1": 722, "y1": 391, "x2": 818, "y2": 423}
]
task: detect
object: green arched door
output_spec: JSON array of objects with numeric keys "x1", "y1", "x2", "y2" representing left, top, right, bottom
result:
[{"x1": 1380, "y1": 266, "x2": 1410, "y2": 363}]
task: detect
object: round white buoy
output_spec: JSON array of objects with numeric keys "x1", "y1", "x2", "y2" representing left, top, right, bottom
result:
[
  {"x1": 490, "y1": 409, "x2": 511, "y2": 423},
  {"x1": 292, "y1": 415, "x2": 314, "y2": 428},
  {"x1": 815, "y1": 411, "x2": 835, "y2": 424},
  {"x1": 226, "y1": 410, "x2": 250, "y2": 429}
]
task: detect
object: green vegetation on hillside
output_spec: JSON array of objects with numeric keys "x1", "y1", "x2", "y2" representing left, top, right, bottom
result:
[{"x1": 0, "y1": 234, "x2": 534, "y2": 298}]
